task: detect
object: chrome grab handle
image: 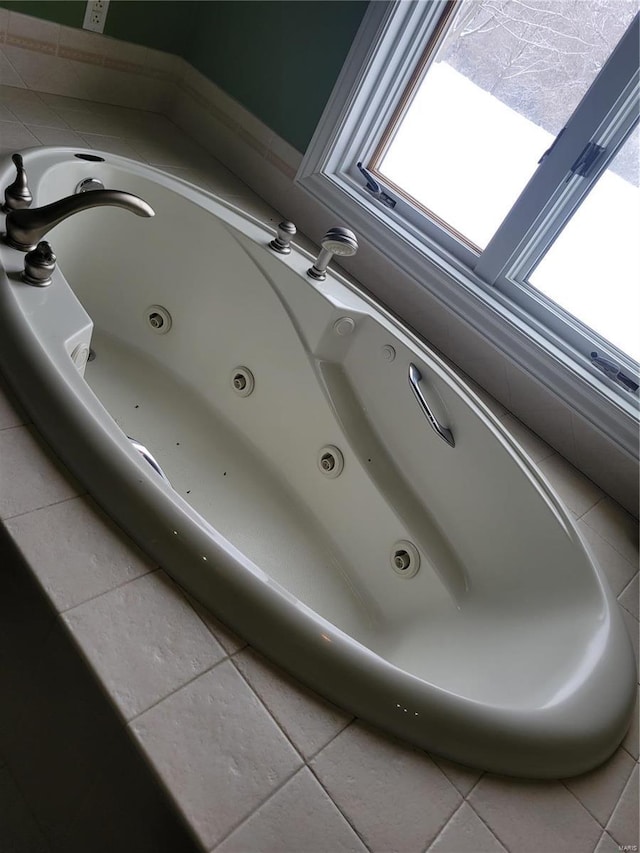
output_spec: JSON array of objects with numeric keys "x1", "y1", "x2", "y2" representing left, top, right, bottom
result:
[
  {"x1": 408, "y1": 363, "x2": 455, "y2": 448},
  {"x1": 128, "y1": 436, "x2": 171, "y2": 484}
]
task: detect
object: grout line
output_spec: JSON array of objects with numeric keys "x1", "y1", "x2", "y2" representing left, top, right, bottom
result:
[
  {"x1": 0, "y1": 48, "x2": 27, "y2": 89},
  {"x1": 560, "y1": 775, "x2": 619, "y2": 832},
  {"x1": 465, "y1": 800, "x2": 509, "y2": 853},
  {"x1": 580, "y1": 501, "x2": 640, "y2": 561},
  {"x1": 2, "y1": 491, "x2": 86, "y2": 523},
  {"x1": 305, "y1": 750, "x2": 374, "y2": 853},
  {"x1": 200, "y1": 656, "x2": 371, "y2": 853},
  {"x1": 572, "y1": 494, "x2": 605, "y2": 522},
  {"x1": 178, "y1": 589, "x2": 247, "y2": 655},
  {"x1": 124, "y1": 655, "x2": 230, "y2": 727},
  {"x1": 461, "y1": 791, "x2": 513, "y2": 853},
  {"x1": 227, "y1": 646, "x2": 354, "y2": 760},
  {"x1": 421, "y1": 799, "x2": 466, "y2": 853},
  {"x1": 56, "y1": 561, "x2": 159, "y2": 616},
  {"x1": 617, "y1": 572, "x2": 639, "y2": 606},
  {"x1": 302, "y1": 714, "x2": 354, "y2": 764},
  {"x1": 228, "y1": 655, "x2": 306, "y2": 764},
  {"x1": 207, "y1": 765, "x2": 306, "y2": 853},
  {"x1": 461, "y1": 770, "x2": 486, "y2": 801},
  {"x1": 0, "y1": 489, "x2": 89, "y2": 523},
  {"x1": 113, "y1": 712, "x2": 210, "y2": 853},
  {"x1": 604, "y1": 766, "x2": 638, "y2": 845}
]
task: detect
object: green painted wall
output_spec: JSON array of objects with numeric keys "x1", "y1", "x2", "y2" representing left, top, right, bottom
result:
[
  {"x1": 105, "y1": 1, "x2": 198, "y2": 56},
  {"x1": 0, "y1": 1, "x2": 85, "y2": 28},
  {"x1": 187, "y1": 1, "x2": 367, "y2": 153},
  {"x1": 0, "y1": 0, "x2": 368, "y2": 152},
  {"x1": 0, "y1": 1, "x2": 198, "y2": 54}
]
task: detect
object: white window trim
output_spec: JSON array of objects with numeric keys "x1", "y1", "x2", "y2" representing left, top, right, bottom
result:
[{"x1": 296, "y1": 0, "x2": 639, "y2": 460}]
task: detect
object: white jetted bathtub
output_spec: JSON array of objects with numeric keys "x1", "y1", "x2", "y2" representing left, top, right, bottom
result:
[{"x1": 0, "y1": 147, "x2": 635, "y2": 778}]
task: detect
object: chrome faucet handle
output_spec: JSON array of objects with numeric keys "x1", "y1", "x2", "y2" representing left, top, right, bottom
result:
[
  {"x1": 23, "y1": 240, "x2": 56, "y2": 287},
  {"x1": 269, "y1": 220, "x2": 296, "y2": 254},
  {"x1": 2, "y1": 153, "x2": 33, "y2": 213}
]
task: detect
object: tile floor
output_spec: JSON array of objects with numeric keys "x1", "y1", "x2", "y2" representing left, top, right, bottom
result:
[{"x1": 0, "y1": 84, "x2": 638, "y2": 853}]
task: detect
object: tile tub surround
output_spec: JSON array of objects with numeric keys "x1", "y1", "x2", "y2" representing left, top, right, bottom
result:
[
  {"x1": 0, "y1": 4, "x2": 638, "y2": 516},
  {"x1": 0, "y1": 516, "x2": 202, "y2": 853},
  {"x1": 0, "y1": 97, "x2": 638, "y2": 851}
]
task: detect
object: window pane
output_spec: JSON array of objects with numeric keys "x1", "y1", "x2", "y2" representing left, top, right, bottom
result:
[
  {"x1": 377, "y1": 0, "x2": 637, "y2": 250},
  {"x1": 528, "y1": 125, "x2": 640, "y2": 362}
]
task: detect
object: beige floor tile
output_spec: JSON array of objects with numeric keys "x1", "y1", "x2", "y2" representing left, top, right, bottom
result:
[
  {"x1": 619, "y1": 575, "x2": 639, "y2": 619},
  {"x1": 0, "y1": 425, "x2": 82, "y2": 520},
  {"x1": 620, "y1": 607, "x2": 639, "y2": 670},
  {"x1": 0, "y1": 84, "x2": 37, "y2": 105},
  {"x1": 77, "y1": 132, "x2": 146, "y2": 159},
  {"x1": 5, "y1": 495, "x2": 155, "y2": 612},
  {"x1": 3, "y1": 98, "x2": 68, "y2": 126},
  {"x1": 0, "y1": 119, "x2": 39, "y2": 152},
  {"x1": 582, "y1": 497, "x2": 639, "y2": 567},
  {"x1": 52, "y1": 107, "x2": 130, "y2": 134},
  {"x1": 181, "y1": 590, "x2": 247, "y2": 655},
  {"x1": 432, "y1": 756, "x2": 484, "y2": 797},
  {"x1": 505, "y1": 363, "x2": 576, "y2": 459},
  {"x1": 0, "y1": 102, "x2": 16, "y2": 120},
  {"x1": 310, "y1": 722, "x2": 461, "y2": 852},
  {"x1": 215, "y1": 768, "x2": 367, "y2": 853},
  {"x1": 468, "y1": 776, "x2": 602, "y2": 853},
  {"x1": 26, "y1": 123, "x2": 85, "y2": 146},
  {"x1": 606, "y1": 765, "x2": 639, "y2": 848},
  {"x1": 0, "y1": 51, "x2": 26, "y2": 89},
  {"x1": 499, "y1": 413, "x2": 555, "y2": 464},
  {"x1": 36, "y1": 91, "x2": 97, "y2": 113},
  {"x1": 595, "y1": 830, "x2": 623, "y2": 852},
  {"x1": 234, "y1": 647, "x2": 351, "y2": 759},
  {"x1": 564, "y1": 746, "x2": 636, "y2": 827},
  {"x1": 428, "y1": 802, "x2": 506, "y2": 853},
  {"x1": 621, "y1": 686, "x2": 638, "y2": 759},
  {"x1": 125, "y1": 128, "x2": 209, "y2": 168},
  {"x1": 537, "y1": 453, "x2": 604, "y2": 517},
  {"x1": 0, "y1": 46, "x2": 73, "y2": 98},
  {"x1": 129, "y1": 661, "x2": 302, "y2": 850},
  {"x1": 63, "y1": 570, "x2": 226, "y2": 720},
  {"x1": 577, "y1": 519, "x2": 638, "y2": 596},
  {"x1": 161, "y1": 159, "x2": 252, "y2": 200}
]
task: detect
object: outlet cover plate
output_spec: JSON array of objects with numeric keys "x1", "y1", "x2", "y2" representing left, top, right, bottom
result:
[{"x1": 83, "y1": 0, "x2": 109, "y2": 34}]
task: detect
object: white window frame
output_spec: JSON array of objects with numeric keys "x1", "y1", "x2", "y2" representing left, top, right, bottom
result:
[{"x1": 296, "y1": 0, "x2": 640, "y2": 459}]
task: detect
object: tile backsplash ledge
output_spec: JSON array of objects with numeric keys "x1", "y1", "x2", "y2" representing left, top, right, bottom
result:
[{"x1": 0, "y1": 7, "x2": 300, "y2": 174}]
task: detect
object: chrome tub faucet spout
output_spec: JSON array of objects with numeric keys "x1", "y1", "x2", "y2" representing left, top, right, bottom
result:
[{"x1": 4, "y1": 189, "x2": 155, "y2": 251}]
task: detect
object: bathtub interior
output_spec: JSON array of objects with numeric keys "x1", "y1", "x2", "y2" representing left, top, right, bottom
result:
[{"x1": 5, "y1": 153, "x2": 618, "y2": 710}]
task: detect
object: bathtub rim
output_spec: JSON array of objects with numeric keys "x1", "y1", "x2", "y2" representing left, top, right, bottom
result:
[{"x1": 0, "y1": 146, "x2": 636, "y2": 778}]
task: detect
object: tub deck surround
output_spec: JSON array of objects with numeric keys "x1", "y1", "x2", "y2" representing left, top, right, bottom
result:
[
  {"x1": 0, "y1": 138, "x2": 635, "y2": 852},
  {"x1": 0, "y1": 147, "x2": 636, "y2": 793}
]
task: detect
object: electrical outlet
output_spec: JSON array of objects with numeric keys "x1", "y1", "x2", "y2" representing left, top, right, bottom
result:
[{"x1": 83, "y1": 0, "x2": 109, "y2": 34}]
